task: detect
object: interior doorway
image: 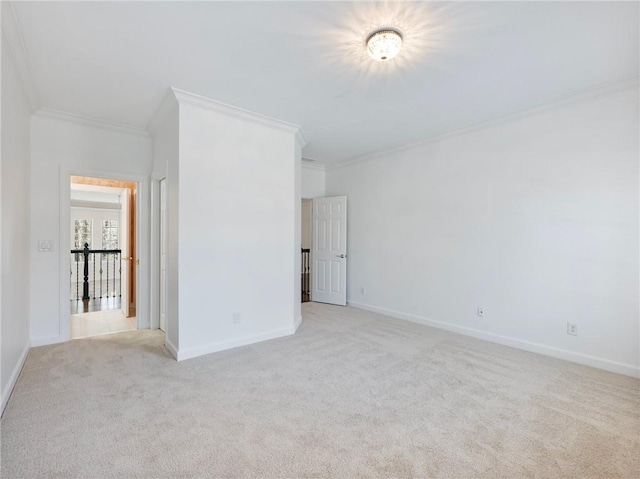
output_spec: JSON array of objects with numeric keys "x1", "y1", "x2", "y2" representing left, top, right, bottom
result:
[
  {"x1": 69, "y1": 176, "x2": 138, "y2": 339},
  {"x1": 301, "y1": 198, "x2": 312, "y2": 303}
]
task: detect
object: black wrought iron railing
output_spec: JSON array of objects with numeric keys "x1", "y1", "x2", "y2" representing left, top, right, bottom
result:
[
  {"x1": 70, "y1": 243, "x2": 122, "y2": 301},
  {"x1": 301, "y1": 248, "x2": 310, "y2": 302}
]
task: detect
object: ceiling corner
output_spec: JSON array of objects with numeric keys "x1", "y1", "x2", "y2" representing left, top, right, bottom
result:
[
  {"x1": 146, "y1": 88, "x2": 180, "y2": 135},
  {"x1": 295, "y1": 128, "x2": 309, "y2": 149}
]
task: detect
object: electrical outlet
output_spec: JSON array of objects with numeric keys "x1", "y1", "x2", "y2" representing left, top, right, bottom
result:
[
  {"x1": 361, "y1": 287, "x2": 366, "y2": 295},
  {"x1": 38, "y1": 240, "x2": 53, "y2": 252},
  {"x1": 232, "y1": 312, "x2": 241, "y2": 324},
  {"x1": 477, "y1": 307, "x2": 484, "y2": 318},
  {"x1": 567, "y1": 322, "x2": 578, "y2": 336}
]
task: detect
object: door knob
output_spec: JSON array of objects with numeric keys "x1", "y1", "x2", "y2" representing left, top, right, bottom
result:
[{"x1": 336, "y1": 254, "x2": 346, "y2": 258}]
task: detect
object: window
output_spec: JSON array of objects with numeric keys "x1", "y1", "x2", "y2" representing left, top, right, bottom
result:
[
  {"x1": 102, "y1": 220, "x2": 119, "y2": 250},
  {"x1": 74, "y1": 219, "x2": 92, "y2": 249}
]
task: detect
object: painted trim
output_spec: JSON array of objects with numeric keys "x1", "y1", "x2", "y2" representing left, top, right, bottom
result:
[
  {"x1": 328, "y1": 75, "x2": 640, "y2": 171},
  {"x1": 35, "y1": 108, "x2": 148, "y2": 137},
  {"x1": 1, "y1": 340, "x2": 31, "y2": 415},
  {"x1": 348, "y1": 301, "x2": 640, "y2": 378},
  {"x1": 294, "y1": 315, "x2": 303, "y2": 332},
  {"x1": 149, "y1": 177, "x2": 162, "y2": 331},
  {"x1": 302, "y1": 161, "x2": 326, "y2": 172},
  {"x1": 165, "y1": 337, "x2": 178, "y2": 360},
  {"x1": 1, "y1": 2, "x2": 39, "y2": 110},
  {"x1": 171, "y1": 87, "x2": 308, "y2": 145},
  {"x1": 58, "y1": 167, "x2": 71, "y2": 342},
  {"x1": 176, "y1": 326, "x2": 296, "y2": 361}
]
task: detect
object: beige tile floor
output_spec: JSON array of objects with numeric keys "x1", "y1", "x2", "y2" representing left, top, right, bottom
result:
[{"x1": 70, "y1": 309, "x2": 137, "y2": 339}]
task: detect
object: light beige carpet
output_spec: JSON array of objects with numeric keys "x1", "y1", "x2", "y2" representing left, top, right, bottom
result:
[{"x1": 1, "y1": 303, "x2": 639, "y2": 478}]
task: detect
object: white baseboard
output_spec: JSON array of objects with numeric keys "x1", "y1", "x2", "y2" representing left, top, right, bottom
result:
[
  {"x1": 1, "y1": 340, "x2": 31, "y2": 415},
  {"x1": 30, "y1": 334, "x2": 66, "y2": 347},
  {"x1": 165, "y1": 337, "x2": 178, "y2": 360},
  {"x1": 348, "y1": 300, "x2": 640, "y2": 378},
  {"x1": 294, "y1": 315, "x2": 303, "y2": 332},
  {"x1": 175, "y1": 326, "x2": 296, "y2": 361}
]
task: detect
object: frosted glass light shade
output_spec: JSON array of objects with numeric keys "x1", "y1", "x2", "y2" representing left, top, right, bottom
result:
[{"x1": 366, "y1": 29, "x2": 403, "y2": 62}]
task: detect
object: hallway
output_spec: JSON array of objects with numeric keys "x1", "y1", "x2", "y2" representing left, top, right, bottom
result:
[
  {"x1": 71, "y1": 308, "x2": 136, "y2": 339},
  {"x1": 70, "y1": 297, "x2": 121, "y2": 314}
]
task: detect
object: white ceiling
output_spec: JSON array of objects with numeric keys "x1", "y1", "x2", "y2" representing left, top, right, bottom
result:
[{"x1": 11, "y1": 1, "x2": 639, "y2": 164}]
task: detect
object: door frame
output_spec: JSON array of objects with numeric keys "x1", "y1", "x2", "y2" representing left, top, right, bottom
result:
[
  {"x1": 155, "y1": 177, "x2": 167, "y2": 332},
  {"x1": 59, "y1": 166, "x2": 150, "y2": 340},
  {"x1": 149, "y1": 176, "x2": 163, "y2": 332},
  {"x1": 301, "y1": 197, "x2": 314, "y2": 302},
  {"x1": 119, "y1": 186, "x2": 131, "y2": 319}
]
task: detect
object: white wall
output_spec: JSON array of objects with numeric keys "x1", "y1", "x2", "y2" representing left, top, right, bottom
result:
[
  {"x1": 1, "y1": 33, "x2": 32, "y2": 411},
  {"x1": 29, "y1": 114, "x2": 151, "y2": 345},
  {"x1": 301, "y1": 163, "x2": 325, "y2": 198},
  {"x1": 149, "y1": 98, "x2": 179, "y2": 351},
  {"x1": 167, "y1": 91, "x2": 302, "y2": 360},
  {"x1": 326, "y1": 82, "x2": 640, "y2": 377}
]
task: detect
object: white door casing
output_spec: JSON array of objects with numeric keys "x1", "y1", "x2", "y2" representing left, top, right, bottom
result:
[
  {"x1": 120, "y1": 188, "x2": 130, "y2": 319},
  {"x1": 159, "y1": 179, "x2": 167, "y2": 332},
  {"x1": 312, "y1": 196, "x2": 347, "y2": 306}
]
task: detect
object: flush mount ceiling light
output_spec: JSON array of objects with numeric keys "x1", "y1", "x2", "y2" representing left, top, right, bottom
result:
[{"x1": 366, "y1": 28, "x2": 403, "y2": 62}]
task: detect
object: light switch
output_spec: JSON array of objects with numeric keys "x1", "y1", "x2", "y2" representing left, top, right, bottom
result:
[{"x1": 38, "y1": 240, "x2": 53, "y2": 252}]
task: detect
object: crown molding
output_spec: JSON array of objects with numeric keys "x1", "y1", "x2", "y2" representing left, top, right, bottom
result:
[
  {"x1": 1, "y1": 2, "x2": 39, "y2": 110},
  {"x1": 35, "y1": 108, "x2": 149, "y2": 137},
  {"x1": 146, "y1": 89, "x2": 179, "y2": 135},
  {"x1": 301, "y1": 161, "x2": 326, "y2": 171},
  {"x1": 327, "y1": 75, "x2": 640, "y2": 171},
  {"x1": 171, "y1": 87, "x2": 306, "y2": 143}
]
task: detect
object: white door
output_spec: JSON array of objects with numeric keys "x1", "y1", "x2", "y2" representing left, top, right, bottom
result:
[
  {"x1": 312, "y1": 196, "x2": 347, "y2": 306},
  {"x1": 159, "y1": 179, "x2": 167, "y2": 332},
  {"x1": 120, "y1": 188, "x2": 130, "y2": 319}
]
